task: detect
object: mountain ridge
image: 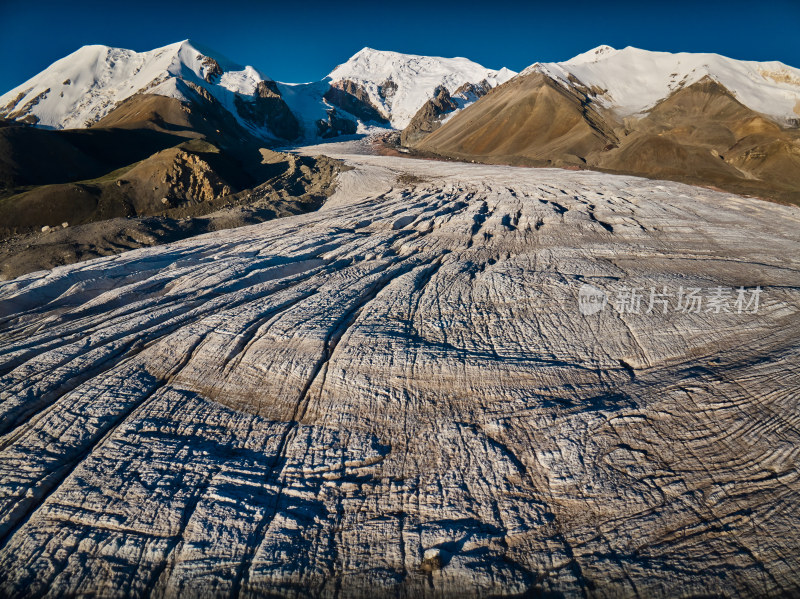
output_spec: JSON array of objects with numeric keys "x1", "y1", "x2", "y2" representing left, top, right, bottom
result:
[
  {"x1": 0, "y1": 40, "x2": 308, "y2": 142},
  {"x1": 0, "y1": 41, "x2": 516, "y2": 141},
  {"x1": 326, "y1": 47, "x2": 515, "y2": 128},
  {"x1": 4, "y1": 41, "x2": 799, "y2": 144}
]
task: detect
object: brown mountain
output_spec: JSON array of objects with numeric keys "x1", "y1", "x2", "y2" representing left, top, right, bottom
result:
[
  {"x1": 400, "y1": 82, "x2": 496, "y2": 147},
  {"x1": 414, "y1": 71, "x2": 617, "y2": 166},
  {"x1": 412, "y1": 74, "x2": 800, "y2": 205}
]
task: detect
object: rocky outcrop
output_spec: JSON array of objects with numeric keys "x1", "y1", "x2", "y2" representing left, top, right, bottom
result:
[
  {"x1": 400, "y1": 86, "x2": 459, "y2": 147},
  {"x1": 377, "y1": 78, "x2": 398, "y2": 113},
  {"x1": 0, "y1": 87, "x2": 48, "y2": 125},
  {"x1": 452, "y1": 79, "x2": 491, "y2": 101},
  {"x1": 0, "y1": 91, "x2": 31, "y2": 121},
  {"x1": 154, "y1": 148, "x2": 233, "y2": 205},
  {"x1": 378, "y1": 78, "x2": 397, "y2": 102},
  {"x1": 1, "y1": 149, "x2": 799, "y2": 597},
  {"x1": 323, "y1": 79, "x2": 389, "y2": 125},
  {"x1": 400, "y1": 81, "x2": 493, "y2": 148}
]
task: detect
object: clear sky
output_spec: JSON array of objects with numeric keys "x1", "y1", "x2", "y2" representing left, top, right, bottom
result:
[{"x1": 1, "y1": 0, "x2": 798, "y2": 92}]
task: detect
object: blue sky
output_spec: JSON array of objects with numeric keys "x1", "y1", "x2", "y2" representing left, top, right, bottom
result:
[{"x1": 1, "y1": 0, "x2": 798, "y2": 92}]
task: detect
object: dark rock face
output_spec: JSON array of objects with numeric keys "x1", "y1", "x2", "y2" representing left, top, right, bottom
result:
[
  {"x1": 234, "y1": 81, "x2": 300, "y2": 141},
  {"x1": 255, "y1": 80, "x2": 282, "y2": 99},
  {"x1": 378, "y1": 78, "x2": 398, "y2": 101},
  {"x1": 200, "y1": 56, "x2": 223, "y2": 83},
  {"x1": 324, "y1": 80, "x2": 390, "y2": 125},
  {"x1": 401, "y1": 86, "x2": 459, "y2": 147},
  {"x1": 316, "y1": 107, "x2": 358, "y2": 138}
]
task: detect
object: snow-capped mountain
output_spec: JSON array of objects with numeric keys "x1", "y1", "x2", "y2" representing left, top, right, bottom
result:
[
  {"x1": 0, "y1": 40, "x2": 295, "y2": 139},
  {"x1": 327, "y1": 48, "x2": 516, "y2": 129},
  {"x1": 415, "y1": 44, "x2": 800, "y2": 207},
  {"x1": 4, "y1": 41, "x2": 798, "y2": 143},
  {"x1": 524, "y1": 45, "x2": 800, "y2": 126},
  {"x1": 0, "y1": 42, "x2": 516, "y2": 141}
]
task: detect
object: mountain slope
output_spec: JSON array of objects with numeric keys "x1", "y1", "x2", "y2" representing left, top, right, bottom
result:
[
  {"x1": 0, "y1": 123, "x2": 189, "y2": 191},
  {"x1": 416, "y1": 71, "x2": 618, "y2": 166},
  {"x1": 595, "y1": 77, "x2": 800, "y2": 189},
  {"x1": 400, "y1": 81, "x2": 495, "y2": 147}
]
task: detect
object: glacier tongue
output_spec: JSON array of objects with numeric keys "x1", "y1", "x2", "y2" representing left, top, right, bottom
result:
[{"x1": 1, "y1": 147, "x2": 799, "y2": 596}]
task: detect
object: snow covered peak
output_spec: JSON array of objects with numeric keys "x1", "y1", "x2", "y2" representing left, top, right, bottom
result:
[
  {"x1": 327, "y1": 48, "x2": 516, "y2": 128},
  {"x1": 0, "y1": 39, "x2": 276, "y2": 130},
  {"x1": 524, "y1": 45, "x2": 800, "y2": 125},
  {"x1": 328, "y1": 47, "x2": 512, "y2": 86},
  {"x1": 563, "y1": 45, "x2": 618, "y2": 65}
]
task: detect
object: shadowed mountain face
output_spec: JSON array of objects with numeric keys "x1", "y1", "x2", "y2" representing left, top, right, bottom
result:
[
  {"x1": 413, "y1": 74, "x2": 800, "y2": 205},
  {"x1": 0, "y1": 92, "x2": 342, "y2": 276},
  {"x1": 323, "y1": 80, "x2": 390, "y2": 126},
  {"x1": 233, "y1": 80, "x2": 301, "y2": 141},
  {"x1": 400, "y1": 86, "x2": 460, "y2": 147},
  {"x1": 0, "y1": 124, "x2": 188, "y2": 190}
]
